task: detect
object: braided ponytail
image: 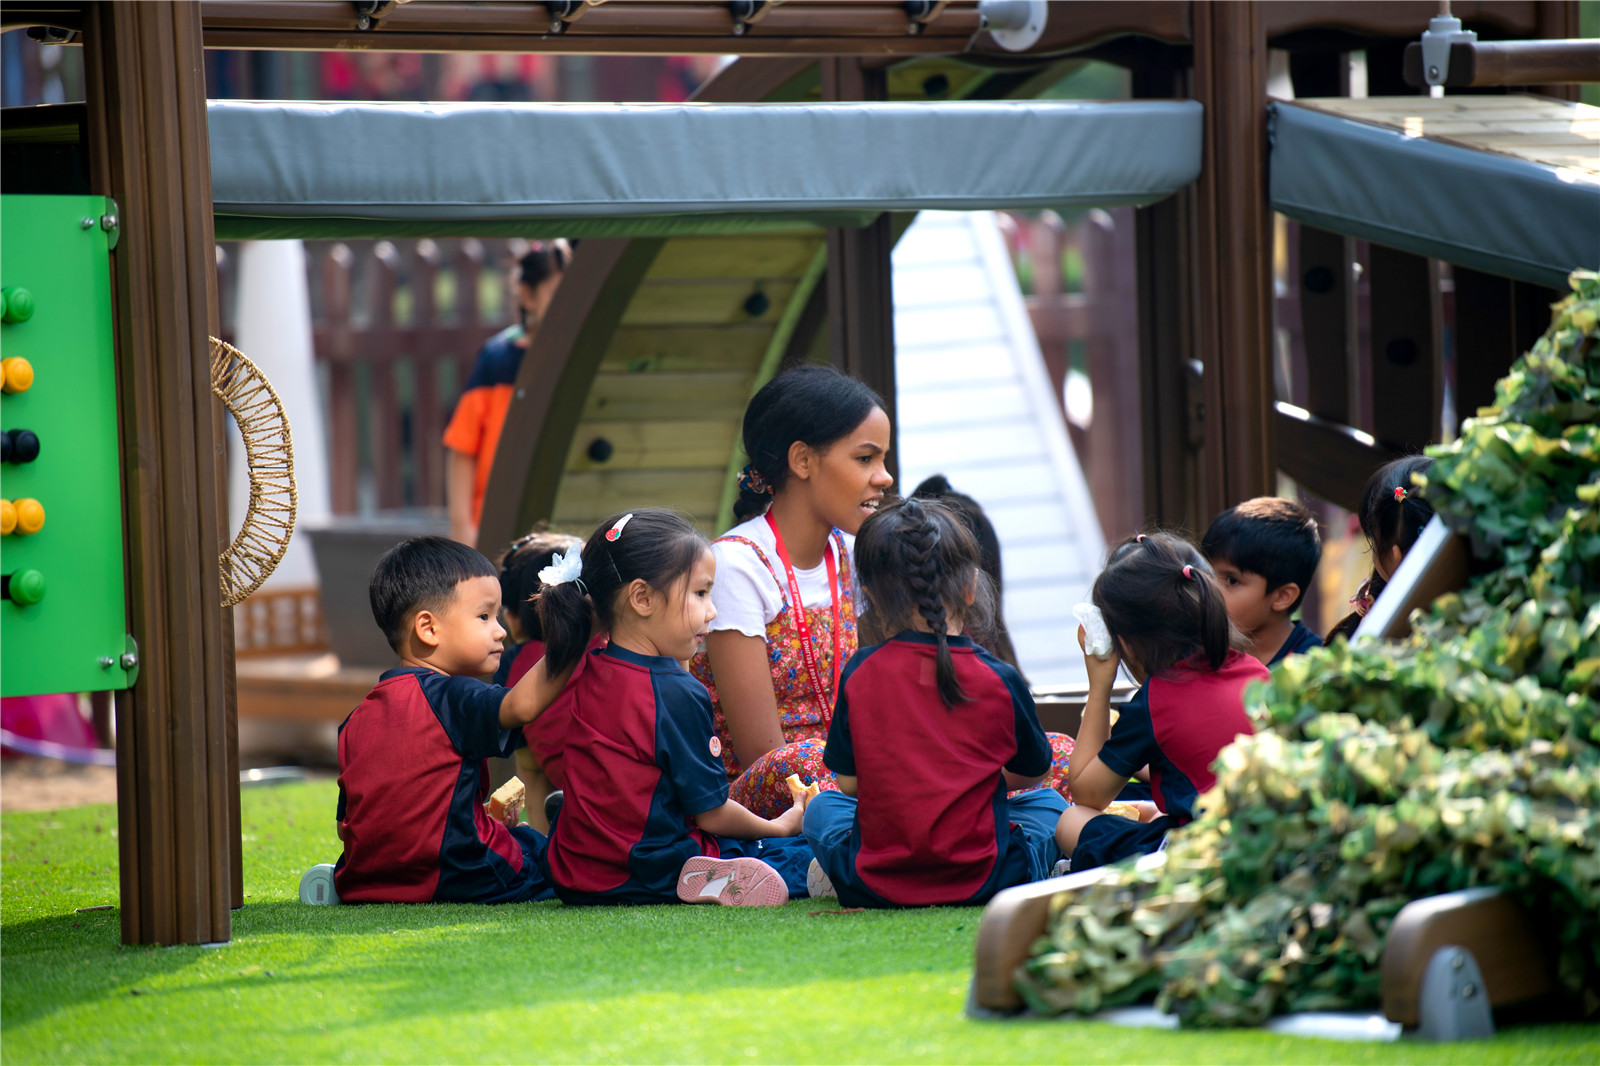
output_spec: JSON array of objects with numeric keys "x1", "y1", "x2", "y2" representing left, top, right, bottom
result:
[{"x1": 855, "y1": 496, "x2": 993, "y2": 709}]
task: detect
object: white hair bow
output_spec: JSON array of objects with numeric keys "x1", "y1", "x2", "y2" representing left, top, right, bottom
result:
[{"x1": 538, "y1": 547, "x2": 583, "y2": 588}]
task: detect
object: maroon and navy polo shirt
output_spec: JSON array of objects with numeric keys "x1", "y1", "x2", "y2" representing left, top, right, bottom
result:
[
  {"x1": 1095, "y1": 649, "x2": 1268, "y2": 824},
  {"x1": 333, "y1": 666, "x2": 550, "y2": 904},
  {"x1": 544, "y1": 644, "x2": 730, "y2": 904},
  {"x1": 821, "y1": 631, "x2": 1052, "y2": 906}
]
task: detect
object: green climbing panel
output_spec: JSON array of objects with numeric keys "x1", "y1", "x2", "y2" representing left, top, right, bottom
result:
[{"x1": 1, "y1": 194, "x2": 130, "y2": 696}]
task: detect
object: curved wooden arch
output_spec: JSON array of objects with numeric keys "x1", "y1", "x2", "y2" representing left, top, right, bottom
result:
[{"x1": 478, "y1": 57, "x2": 823, "y2": 551}]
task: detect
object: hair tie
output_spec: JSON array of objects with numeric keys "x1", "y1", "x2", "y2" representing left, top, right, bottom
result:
[
  {"x1": 605, "y1": 513, "x2": 634, "y2": 542},
  {"x1": 737, "y1": 464, "x2": 772, "y2": 497},
  {"x1": 1181, "y1": 564, "x2": 1195, "y2": 580},
  {"x1": 1394, "y1": 486, "x2": 1409, "y2": 502},
  {"x1": 537, "y1": 547, "x2": 583, "y2": 588},
  {"x1": 1135, "y1": 533, "x2": 1147, "y2": 544},
  {"x1": 573, "y1": 576, "x2": 589, "y2": 598}
]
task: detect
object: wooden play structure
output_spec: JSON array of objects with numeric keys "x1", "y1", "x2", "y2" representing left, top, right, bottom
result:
[{"x1": 1, "y1": 10, "x2": 1594, "y2": 1024}]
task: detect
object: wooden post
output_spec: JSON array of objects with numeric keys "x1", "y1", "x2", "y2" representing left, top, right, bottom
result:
[
  {"x1": 820, "y1": 58, "x2": 897, "y2": 480},
  {"x1": 82, "y1": 0, "x2": 236, "y2": 945},
  {"x1": 1368, "y1": 245, "x2": 1441, "y2": 451},
  {"x1": 1191, "y1": 1, "x2": 1274, "y2": 514}
]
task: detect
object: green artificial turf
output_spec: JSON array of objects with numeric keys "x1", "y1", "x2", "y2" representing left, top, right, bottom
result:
[{"x1": 3, "y1": 781, "x2": 1597, "y2": 1064}]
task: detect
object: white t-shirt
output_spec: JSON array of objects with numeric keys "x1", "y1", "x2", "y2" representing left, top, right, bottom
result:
[{"x1": 707, "y1": 515, "x2": 856, "y2": 639}]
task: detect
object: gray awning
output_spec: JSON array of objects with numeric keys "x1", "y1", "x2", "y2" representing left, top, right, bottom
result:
[
  {"x1": 208, "y1": 99, "x2": 1203, "y2": 240},
  {"x1": 1269, "y1": 100, "x2": 1599, "y2": 288}
]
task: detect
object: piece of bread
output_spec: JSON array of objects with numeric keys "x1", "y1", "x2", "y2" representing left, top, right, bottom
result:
[
  {"x1": 785, "y1": 773, "x2": 821, "y2": 809},
  {"x1": 486, "y1": 777, "x2": 525, "y2": 827},
  {"x1": 1103, "y1": 800, "x2": 1143, "y2": 821}
]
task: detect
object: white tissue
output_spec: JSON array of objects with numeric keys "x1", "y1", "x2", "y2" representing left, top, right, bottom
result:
[{"x1": 1073, "y1": 602, "x2": 1114, "y2": 659}]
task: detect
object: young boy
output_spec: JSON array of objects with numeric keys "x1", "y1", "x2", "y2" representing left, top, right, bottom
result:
[
  {"x1": 1201, "y1": 497, "x2": 1323, "y2": 668},
  {"x1": 333, "y1": 536, "x2": 568, "y2": 904}
]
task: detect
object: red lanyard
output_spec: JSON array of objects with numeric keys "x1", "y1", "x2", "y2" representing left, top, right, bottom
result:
[{"x1": 765, "y1": 513, "x2": 842, "y2": 707}]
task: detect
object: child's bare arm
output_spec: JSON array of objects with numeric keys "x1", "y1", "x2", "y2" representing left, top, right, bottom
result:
[
  {"x1": 693, "y1": 798, "x2": 802, "y2": 839},
  {"x1": 1003, "y1": 769, "x2": 1045, "y2": 791},
  {"x1": 498, "y1": 655, "x2": 575, "y2": 729},
  {"x1": 834, "y1": 773, "x2": 858, "y2": 798}
]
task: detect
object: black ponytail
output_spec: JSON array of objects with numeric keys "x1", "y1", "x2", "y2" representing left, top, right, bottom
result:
[
  {"x1": 733, "y1": 365, "x2": 885, "y2": 523},
  {"x1": 534, "y1": 509, "x2": 708, "y2": 675},
  {"x1": 1091, "y1": 532, "x2": 1242, "y2": 677},
  {"x1": 855, "y1": 496, "x2": 994, "y2": 708},
  {"x1": 499, "y1": 528, "x2": 583, "y2": 641},
  {"x1": 1360, "y1": 455, "x2": 1435, "y2": 562}
]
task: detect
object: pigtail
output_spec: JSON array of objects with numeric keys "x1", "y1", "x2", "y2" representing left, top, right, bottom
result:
[
  {"x1": 903, "y1": 499, "x2": 969, "y2": 708},
  {"x1": 535, "y1": 578, "x2": 594, "y2": 676},
  {"x1": 1187, "y1": 566, "x2": 1233, "y2": 671}
]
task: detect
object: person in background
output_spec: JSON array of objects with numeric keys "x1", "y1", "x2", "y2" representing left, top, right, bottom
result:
[
  {"x1": 444, "y1": 240, "x2": 571, "y2": 546},
  {"x1": 1200, "y1": 497, "x2": 1323, "y2": 669},
  {"x1": 1326, "y1": 455, "x2": 1437, "y2": 643},
  {"x1": 494, "y1": 527, "x2": 585, "y2": 832}
]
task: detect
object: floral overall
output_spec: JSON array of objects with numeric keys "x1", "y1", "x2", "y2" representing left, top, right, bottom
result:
[{"x1": 689, "y1": 531, "x2": 854, "y2": 819}]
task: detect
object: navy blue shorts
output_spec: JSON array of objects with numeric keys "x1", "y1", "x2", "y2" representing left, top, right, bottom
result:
[{"x1": 1070, "y1": 812, "x2": 1170, "y2": 871}]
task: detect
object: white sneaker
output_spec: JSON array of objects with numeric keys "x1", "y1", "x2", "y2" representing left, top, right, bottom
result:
[
  {"x1": 807, "y1": 858, "x2": 837, "y2": 899},
  {"x1": 299, "y1": 862, "x2": 340, "y2": 905},
  {"x1": 1052, "y1": 859, "x2": 1071, "y2": 878}
]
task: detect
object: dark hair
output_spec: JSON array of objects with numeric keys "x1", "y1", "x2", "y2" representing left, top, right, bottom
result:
[
  {"x1": 733, "y1": 365, "x2": 885, "y2": 522},
  {"x1": 1200, "y1": 497, "x2": 1322, "y2": 612},
  {"x1": 1360, "y1": 455, "x2": 1435, "y2": 561},
  {"x1": 910, "y1": 474, "x2": 1020, "y2": 672},
  {"x1": 535, "y1": 509, "x2": 709, "y2": 675},
  {"x1": 369, "y1": 535, "x2": 497, "y2": 653},
  {"x1": 855, "y1": 496, "x2": 995, "y2": 708},
  {"x1": 1091, "y1": 532, "x2": 1241, "y2": 677},
  {"x1": 499, "y1": 528, "x2": 584, "y2": 641},
  {"x1": 518, "y1": 239, "x2": 571, "y2": 289}
]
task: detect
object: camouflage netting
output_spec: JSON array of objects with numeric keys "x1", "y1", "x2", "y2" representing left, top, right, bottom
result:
[{"x1": 1015, "y1": 270, "x2": 1600, "y2": 1028}]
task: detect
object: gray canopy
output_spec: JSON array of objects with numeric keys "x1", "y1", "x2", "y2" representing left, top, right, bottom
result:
[
  {"x1": 1269, "y1": 100, "x2": 1599, "y2": 288},
  {"x1": 208, "y1": 99, "x2": 1203, "y2": 239}
]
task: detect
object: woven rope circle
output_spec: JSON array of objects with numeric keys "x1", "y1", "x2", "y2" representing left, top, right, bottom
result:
[{"x1": 211, "y1": 337, "x2": 297, "y2": 608}]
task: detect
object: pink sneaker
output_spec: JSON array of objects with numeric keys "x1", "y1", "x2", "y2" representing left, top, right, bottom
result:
[{"x1": 676, "y1": 856, "x2": 789, "y2": 907}]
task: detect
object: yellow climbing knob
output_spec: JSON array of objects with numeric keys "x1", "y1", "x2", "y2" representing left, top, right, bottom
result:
[
  {"x1": 13, "y1": 497, "x2": 44, "y2": 535},
  {"x1": 0, "y1": 499, "x2": 14, "y2": 536},
  {"x1": 2, "y1": 357, "x2": 34, "y2": 394}
]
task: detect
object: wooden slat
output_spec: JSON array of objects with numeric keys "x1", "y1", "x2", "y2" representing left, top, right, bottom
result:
[
  {"x1": 582, "y1": 370, "x2": 754, "y2": 422},
  {"x1": 621, "y1": 280, "x2": 800, "y2": 327},
  {"x1": 1297, "y1": 225, "x2": 1355, "y2": 426},
  {"x1": 552, "y1": 469, "x2": 723, "y2": 527},
  {"x1": 600, "y1": 325, "x2": 776, "y2": 373},
  {"x1": 564, "y1": 419, "x2": 739, "y2": 473},
  {"x1": 646, "y1": 235, "x2": 821, "y2": 281},
  {"x1": 1275, "y1": 403, "x2": 1406, "y2": 511},
  {"x1": 1368, "y1": 245, "x2": 1441, "y2": 452}
]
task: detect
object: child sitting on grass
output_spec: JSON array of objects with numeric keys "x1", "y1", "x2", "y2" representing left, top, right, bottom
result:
[
  {"x1": 1201, "y1": 497, "x2": 1323, "y2": 668},
  {"x1": 1056, "y1": 533, "x2": 1269, "y2": 871},
  {"x1": 1326, "y1": 455, "x2": 1436, "y2": 642},
  {"x1": 333, "y1": 536, "x2": 569, "y2": 904},
  {"x1": 803, "y1": 497, "x2": 1066, "y2": 907},
  {"x1": 494, "y1": 528, "x2": 584, "y2": 832},
  {"x1": 536, "y1": 509, "x2": 811, "y2": 907}
]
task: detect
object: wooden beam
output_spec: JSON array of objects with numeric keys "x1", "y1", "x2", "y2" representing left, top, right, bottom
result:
[
  {"x1": 821, "y1": 58, "x2": 897, "y2": 482},
  {"x1": 1368, "y1": 245, "x2": 1441, "y2": 452},
  {"x1": 1274, "y1": 403, "x2": 1406, "y2": 511},
  {"x1": 1192, "y1": 1, "x2": 1275, "y2": 514},
  {"x1": 82, "y1": 0, "x2": 235, "y2": 946}
]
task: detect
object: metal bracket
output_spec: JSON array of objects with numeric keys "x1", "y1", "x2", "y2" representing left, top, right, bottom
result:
[
  {"x1": 1419, "y1": 14, "x2": 1478, "y2": 88},
  {"x1": 353, "y1": 0, "x2": 406, "y2": 32},
  {"x1": 1415, "y1": 946, "x2": 1495, "y2": 1041},
  {"x1": 120, "y1": 633, "x2": 140, "y2": 687},
  {"x1": 979, "y1": 0, "x2": 1047, "y2": 52},
  {"x1": 99, "y1": 197, "x2": 119, "y2": 251},
  {"x1": 729, "y1": 0, "x2": 781, "y2": 37}
]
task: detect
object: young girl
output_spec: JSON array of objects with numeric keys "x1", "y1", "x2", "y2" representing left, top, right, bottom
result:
[
  {"x1": 1326, "y1": 455, "x2": 1436, "y2": 643},
  {"x1": 690, "y1": 365, "x2": 894, "y2": 817},
  {"x1": 1056, "y1": 532, "x2": 1270, "y2": 871},
  {"x1": 537, "y1": 508, "x2": 812, "y2": 906},
  {"x1": 494, "y1": 528, "x2": 583, "y2": 832},
  {"x1": 802, "y1": 497, "x2": 1066, "y2": 908}
]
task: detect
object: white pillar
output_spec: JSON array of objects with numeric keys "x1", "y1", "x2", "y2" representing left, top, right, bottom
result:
[{"x1": 228, "y1": 239, "x2": 330, "y2": 590}]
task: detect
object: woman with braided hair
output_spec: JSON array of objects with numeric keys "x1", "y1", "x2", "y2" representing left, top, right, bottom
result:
[
  {"x1": 800, "y1": 497, "x2": 1068, "y2": 907},
  {"x1": 689, "y1": 366, "x2": 893, "y2": 818}
]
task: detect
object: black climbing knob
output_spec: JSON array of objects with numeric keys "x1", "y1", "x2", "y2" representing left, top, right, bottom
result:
[{"x1": 4, "y1": 429, "x2": 40, "y2": 464}]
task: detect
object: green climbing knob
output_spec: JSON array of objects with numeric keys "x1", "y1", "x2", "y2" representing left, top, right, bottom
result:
[
  {"x1": 6, "y1": 569, "x2": 45, "y2": 606},
  {"x1": 2, "y1": 287, "x2": 35, "y2": 324}
]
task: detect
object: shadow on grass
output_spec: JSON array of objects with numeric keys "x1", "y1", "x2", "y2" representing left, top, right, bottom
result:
[{"x1": 3, "y1": 895, "x2": 984, "y2": 1041}]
